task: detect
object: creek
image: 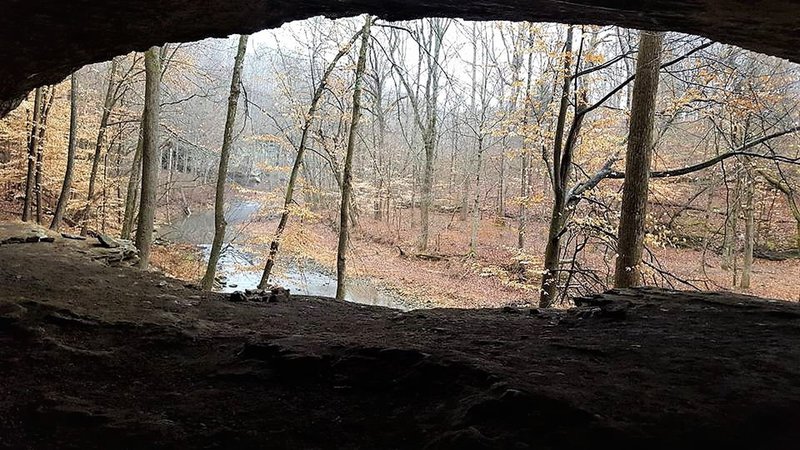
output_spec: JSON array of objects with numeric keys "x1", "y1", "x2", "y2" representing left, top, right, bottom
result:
[{"x1": 160, "y1": 200, "x2": 413, "y2": 311}]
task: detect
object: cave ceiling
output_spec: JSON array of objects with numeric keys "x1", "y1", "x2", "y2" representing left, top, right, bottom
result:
[{"x1": 2, "y1": 0, "x2": 799, "y2": 115}]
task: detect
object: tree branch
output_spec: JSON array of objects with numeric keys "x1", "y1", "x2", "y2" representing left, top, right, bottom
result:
[{"x1": 605, "y1": 125, "x2": 800, "y2": 179}]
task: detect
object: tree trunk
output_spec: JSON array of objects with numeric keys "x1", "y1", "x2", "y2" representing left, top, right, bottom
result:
[
  {"x1": 786, "y1": 203, "x2": 799, "y2": 249},
  {"x1": 101, "y1": 152, "x2": 108, "y2": 232},
  {"x1": 614, "y1": 30, "x2": 664, "y2": 288},
  {"x1": 699, "y1": 185, "x2": 715, "y2": 270},
  {"x1": 82, "y1": 58, "x2": 119, "y2": 236},
  {"x1": 790, "y1": 203, "x2": 800, "y2": 249},
  {"x1": 34, "y1": 87, "x2": 55, "y2": 224},
  {"x1": 460, "y1": 171, "x2": 470, "y2": 222},
  {"x1": 539, "y1": 26, "x2": 574, "y2": 307},
  {"x1": 540, "y1": 192, "x2": 566, "y2": 305},
  {"x1": 51, "y1": 74, "x2": 79, "y2": 231},
  {"x1": 518, "y1": 29, "x2": 535, "y2": 250},
  {"x1": 22, "y1": 87, "x2": 43, "y2": 222},
  {"x1": 417, "y1": 21, "x2": 446, "y2": 252},
  {"x1": 722, "y1": 171, "x2": 741, "y2": 271},
  {"x1": 258, "y1": 28, "x2": 364, "y2": 288},
  {"x1": 517, "y1": 151, "x2": 529, "y2": 250},
  {"x1": 498, "y1": 151, "x2": 505, "y2": 216},
  {"x1": 336, "y1": 15, "x2": 372, "y2": 301},
  {"x1": 121, "y1": 127, "x2": 143, "y2": 239},
  {"x1": 134, "y1": 47, "x2": 162, "y2": 269},
  {"x1": 418, "y1": 135, "x2": 434, "y2": 251},
  {"x1": 201, "y1": 34, "x2": 249, "y2": 290},
  {"x1": 469, "y1": 135, "x2": 484, "y2": 254},
  {"x1": 740, "y1": 174, "x2": 754, "y2": 288},
  {"x1": 165, "y1": 145, "x2": 173, "y2": 225}
]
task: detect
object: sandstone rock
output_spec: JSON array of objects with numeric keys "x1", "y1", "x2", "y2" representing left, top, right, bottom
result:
[
  {"x1": 97, "y1": 234, "x2": 120, "y2": 248},
  {"x1": 89, "y1": 238, "x2": 139, "y2": 266},
  {"x1": 0, "y1": 227, "x2": 56, "y2": 245},
  {"x1": 61, "y1": 233, "x2": 86, "y2": 241},
  {"x1": 0, "y1": 302, "x2": 27, "y2": 327}
]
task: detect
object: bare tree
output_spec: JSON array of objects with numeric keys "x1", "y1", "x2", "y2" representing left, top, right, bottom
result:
[
  {"x1": 51, "y1": 73, "x2": 79, "y2": 231},
  {"x1": 201, "y1": 34, "x2": 250, "y2": 290},
  {"x1": 33, "y1": 88, "x2": 55, "y2": 224},
  {"x1": 81, "y1": 58, "x2": 119, "y2": 235},
  {"x1": 258, "y1": 28, "x2": 364, "y2": 288},
  {"x1": 387, "y1": 18, "x2": 451, "y2": 252},
  {"x1": 121, "y1": 127, "x2": 143, "y2": 239},
  {"x1": 22, "y1": 87, "x2": 44, "y2": 222},
  {"x1": 741, "y1": 170, "x2": 755, "y2": 288},
  {"x1": 614, "y1": 30, "x2": 664, "y2": 288},
  {"x1": 518, "y1": 25, "x2": 535, "y2": 250},
  {"x1": 539, "y1": 25, "x2": 579, "y2": 306},
  {"x1": 135, "y1": 47, "x2": 162, "y2": 269},
  {"x1": 336, "y1": 16, "x2": 372, "y2": 301}
]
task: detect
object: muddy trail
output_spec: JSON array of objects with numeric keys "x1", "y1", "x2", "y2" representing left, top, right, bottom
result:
[{"x1": 1, "y1": 229, "x2": 800, "y2": 449}]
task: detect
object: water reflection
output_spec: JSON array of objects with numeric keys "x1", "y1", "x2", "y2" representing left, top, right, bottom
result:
[
  {"x1": 161, "y1": 201, "x2": 263, "y2": 244},
  {"x1": 160, "y1": 200, "x2": 412, "y2": 310},
  {"x1": 202, "y1": 245, "x2": 412, "y2": 311}
]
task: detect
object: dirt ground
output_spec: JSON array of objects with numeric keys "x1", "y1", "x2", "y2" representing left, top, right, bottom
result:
[
  {"x1": 2, "y1": 225, "x2": 800, "y2": 449},
  {"x1": 243, "y1": 210, "x2": 800, "y2": 309}
]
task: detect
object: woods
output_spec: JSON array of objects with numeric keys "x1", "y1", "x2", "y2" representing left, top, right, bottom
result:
[{"x1": 1, "y1": 18, "x2": 798, "y2": 304}]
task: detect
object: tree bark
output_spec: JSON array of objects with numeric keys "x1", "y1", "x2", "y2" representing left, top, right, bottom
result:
[
  {"x1": 22, "y1": 87, "x2": 43, "y2": 222},
  {"x1": 740, "y1": 173, "x2": 754, "y2": 288},
  {"x1": 201, "y1": 34, "x2": 249, "y2": 290},
  {"x1": 51, "y1": 74, "x2": 79, "y2": 231},
  {"x1": 469, "y1": 135, "x2": 484, "y2": 254},
  {"x1": 419, "y1": 134, "x2": 435, "y2": 250},
  {"x1": 336, "y1": 16, "x2": 372, "y2": 301},
  {"x1": 121, "y1": 125, "x2": 143, "y2": 240},
  {"x1": 722, "y1": 170, "x2": 741, "y2": 271},
  {"x1": 134, "y1": 47, "x2": 161, "y2": 269},
  {"x1": 34, "y1": 87, "x2": 55, "y2": 224},
  {"x1": 613, "y1": 30, "x2": 664, "y2": 288},
  {"x1": 81, "y1": 58, "x2": 119, "y2": 236}
]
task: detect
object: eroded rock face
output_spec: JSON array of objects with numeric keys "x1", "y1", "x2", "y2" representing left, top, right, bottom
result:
[{"x1": 1, "y1": 0, "x2": 799, "y2": 115}]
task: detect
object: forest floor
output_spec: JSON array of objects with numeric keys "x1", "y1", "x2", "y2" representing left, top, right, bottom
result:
[
  {"x1": 242, "y1": 208, "x2": 800, "y2": 308},
  {"x1": 2, "y1": 221, "x2": 800, "y2": 449}
]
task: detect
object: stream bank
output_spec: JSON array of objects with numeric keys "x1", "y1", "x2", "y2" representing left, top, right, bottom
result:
[
  {"x1": 160, "y1": 200, "x2": 418, "y2": 310},
  {"x1": 202, "y1": 245, "x2": 419, "y2": 311}
]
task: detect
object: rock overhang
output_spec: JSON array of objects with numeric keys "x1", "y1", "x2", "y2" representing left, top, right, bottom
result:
[{"x1": 1, "y1": 0, "x2": 799, "y2": 115}]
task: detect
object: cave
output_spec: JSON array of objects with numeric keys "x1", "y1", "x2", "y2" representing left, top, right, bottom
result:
[{"x1": 2, "y1": 1, "x2": 800, "y2": 449}]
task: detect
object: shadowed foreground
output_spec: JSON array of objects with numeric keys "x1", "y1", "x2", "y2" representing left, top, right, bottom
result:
[{"x1": 1, "y1": 236, "x2": 799, "y2": 449}]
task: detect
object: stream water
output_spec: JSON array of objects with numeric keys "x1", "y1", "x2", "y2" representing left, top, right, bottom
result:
[{"x1": 161, "y1": 201, "x2": 412, "y2": 310}]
